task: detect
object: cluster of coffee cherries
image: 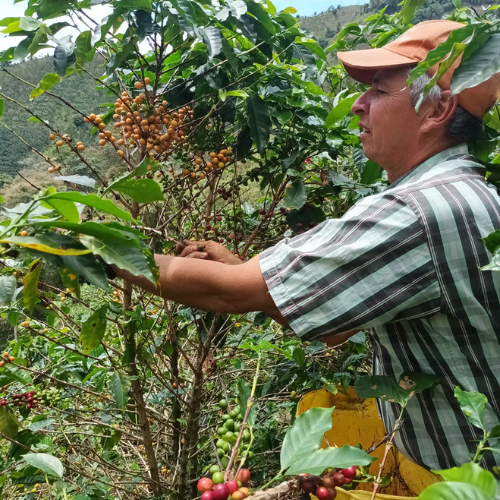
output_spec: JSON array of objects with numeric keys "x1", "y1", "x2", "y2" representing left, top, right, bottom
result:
[
  {"x1": 0, "y1": 390, "x2": 38, "y2": 409},
  {"x1": 36, "y1": 386, "x2": 63, "y2": 407},
  {"x1": 197, "y1": 468, "x2": 251, "y2": 500},
  {"x1": 0, "y1": 351, "x2": 15, "y2": 367},
  {"x1": 171, "y1": 147, "x2": 233, "y2": 185},
  {"x1": 216, "y1": 399, "x2": 252, "y2": 466},
  {"x1": 298, "y1": 466, "x2": 360, "y2": 499},
  {"x1": 104, "y1": 81, "x2": 194, "y2": 156},
  {"x1": 216, "y1": 185, "x2": 238, "y2": 201}
]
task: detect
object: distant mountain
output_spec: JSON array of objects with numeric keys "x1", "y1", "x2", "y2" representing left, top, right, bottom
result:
[
  {"x1": 298, "y1": 0, "x2": 459, "y2": 54},
  {"x1": 299, "y1": 4, "x2": 371, "y2": 50}
]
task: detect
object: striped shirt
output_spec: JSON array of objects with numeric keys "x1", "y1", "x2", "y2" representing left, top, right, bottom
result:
[{"x1": 260, "y1": 144, "x2": 500, "y2": 471}]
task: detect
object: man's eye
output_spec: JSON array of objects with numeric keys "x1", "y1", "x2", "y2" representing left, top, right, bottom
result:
[{"x1": 376, "y1": 89, "x2": 386, "y2": 95}]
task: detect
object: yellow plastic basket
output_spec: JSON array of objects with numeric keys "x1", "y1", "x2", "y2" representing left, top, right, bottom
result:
[{"x1": 297, "y1": 388, "x2": 440, "y2": 498}]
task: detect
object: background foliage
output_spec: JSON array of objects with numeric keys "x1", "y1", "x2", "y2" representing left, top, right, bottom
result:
[{"x1": 0, "y1": 0, "x2": 499, "y2": 499}]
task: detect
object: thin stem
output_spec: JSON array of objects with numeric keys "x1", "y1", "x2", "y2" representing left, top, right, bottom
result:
[
  {"x1": 259, "y1": 472, "x2": 284, "y2": 491},
  {"x1": 370, "y1": 405, "x2": 405, "y2": 500}
]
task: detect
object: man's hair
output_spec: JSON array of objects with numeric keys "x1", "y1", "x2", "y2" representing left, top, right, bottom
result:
[{"x1": 406, "y1": 69, "x2": 484, "y2": 144}]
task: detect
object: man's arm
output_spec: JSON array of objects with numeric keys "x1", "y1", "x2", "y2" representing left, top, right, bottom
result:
[
  {"x1": 112, "y1": 254, "x2": 288, "y2": 325},
  {"x1": 322, "y1": 330, "x2": 359, "y2": 346},
  {"x1": 113, "y1": 245, "x2": 360, "y2": 336}
]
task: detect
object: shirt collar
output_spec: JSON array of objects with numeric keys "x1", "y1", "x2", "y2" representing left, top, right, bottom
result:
[{"x1": 387, "y1": 143, "x2": 471, "y2": 189}]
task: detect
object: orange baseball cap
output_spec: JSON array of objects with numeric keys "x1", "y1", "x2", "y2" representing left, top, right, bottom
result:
[{"x1": 337, "y1": 20, "x2": 500, "y2": 119}]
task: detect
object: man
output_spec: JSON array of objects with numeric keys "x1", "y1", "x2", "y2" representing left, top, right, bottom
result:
[{"x1": 115, "y1": 20, "x2": 500, "y2": 471}]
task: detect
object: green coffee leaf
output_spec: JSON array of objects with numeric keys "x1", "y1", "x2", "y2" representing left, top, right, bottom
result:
[
  {"x1": 454, "y1": 386, "x2": 487, "y2": 431},
  {"x1": 399, "y1": 0, "x2": 426, "y2": 23},
  {"x1": 22, "y1": 453, "x2": 64, "y2": 478},
  {"x1": 287, "y1": 445, "x2": 375, "y2": 475},
  {"x1": 19, "y1": 17, "x2": 41, "y2": 31},
  {"x1": 293, "y1": 347, "x2": 305, "y2": 367},
  {"x1": 481, "y1": 230, "x2": 500, "y2": 271},
  {"x1": 281, "y1": 406, "x2": 334, "y2": 470},
  {"x1": 111, "y1": 178, "x2": 164, "y2": 203},
  {"x1": 3, "y1": 363, "x2": 33, "y2": 385},
  {"x1": 355, "y1": 372, "x2": 440, "y2": 406},
  {"x1": 31, "y1": 221, "x2": 158, "y2": 283},
  {"x1": 434, "y1": 463, "x2": 496, "y2": 498},
  {"x1": 325, "y1": 93, "x2": 361, "y2": 128},
  {"x1": 57, "y1": 264, "x2": 80, "y2": 299},
  {"x1": 80, "y1": 305, "x2": 108, "y2": 354},
  {"x1": 74, "y1": 30, "x2": 92, "y2": 67},
  {"x1": 246, "y1": 1, "x2": 275, "y2": 35},
  {"x1": 0, "y1": 275, "x2": 17, "y2": 306},
  {"x1": 30, "y1": 73, "x2": 61, "y2": 100},
  {"x1": 488, "y1": 424, "x2": 500, "y2": 439},
  {"x1": 407, "y1": 24, "x2": 476, "y2": 85},
  {"x1": 23, "y1": 258, "x2": 42, "y2": 312},
  {"x1": 451, "y1": 34, "x2": 500, "y2": 96},
  {"x1": 0, "y1": 406, "x2": 19, "y2": 439},
  {"x1": 202, "y1": 26, "x2": 223, "y2": 59},
  {"x1": 360, "y1": 160, "x2": 382, "y2": 184},
  {"x1": 246, "y1": 93, "x2": 271, "y2": 155},
  {"x1": 41, "y1": 196, "x2": 79, "y2": 223},
  {"x1": 111, "y1": 371, "x2": 131, "y2": 411},
  {"x1": 29, "y1": 419, "x2": 55, "y2": 432},
  {"x1": 0, "y1": 236, "x2": 92, "y2": 256},
  {"x1": 39, "y1": 233, "x2": 109, "y2": 291},
  {"x1": 53, "y1": 175, "x2": 96, "y2": 188},
  {"x1": 80, "y1": 235, "x2": 156, "y2": 283},
  {"x1": 44, "y1": 192, "x2": 136, "y2": 222},
  {"x1": 417, "y1": 482, "x2": 493, "y2": 500},
  {"x1": 132, "y1": 158, "x2": 162, "y2": 176},
  {"x1": 283, "y1": 181, "x2": 307, "y2": 210},
  {"x1": 237, "y1": 379, "x2": 257, "y2": 426}
]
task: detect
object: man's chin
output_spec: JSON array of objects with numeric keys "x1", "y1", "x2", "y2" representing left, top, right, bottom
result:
[{"x1": 360, "y1": 141, "x2": 373, "y2": 158}]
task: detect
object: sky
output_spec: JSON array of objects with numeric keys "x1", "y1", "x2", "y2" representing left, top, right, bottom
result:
[{"x1": 0, "y1": 0, "x2": 368, "y2": 52}]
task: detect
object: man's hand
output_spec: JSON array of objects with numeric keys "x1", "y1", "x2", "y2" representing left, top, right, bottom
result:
[
  {"x1": 176, "y1": 240, "x2": 243, "y2": 265},
  {"x1": 322, "y1": 330, "x2": 359, "y2": 347}
]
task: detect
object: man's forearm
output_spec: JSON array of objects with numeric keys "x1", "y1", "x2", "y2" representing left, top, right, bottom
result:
[{"x1": 112, "y1": 254, "x2": 286, "y2": 322}]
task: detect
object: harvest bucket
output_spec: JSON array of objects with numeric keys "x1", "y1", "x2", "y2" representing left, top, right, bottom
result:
[{"x1": 297, "y1": 388, "x2": 440, "y2": 498}]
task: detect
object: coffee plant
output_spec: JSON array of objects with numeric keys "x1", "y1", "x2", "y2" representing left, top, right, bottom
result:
[{"x1": 0, "y1": 0, "x2": 500, "y2": 499}]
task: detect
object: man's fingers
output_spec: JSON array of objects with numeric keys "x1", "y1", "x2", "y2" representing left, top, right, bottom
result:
[
  {"x1": 185, "y1": 252, "x2": 208, "y2": 260},
  {"x1": 180, "y1": 244, "x2": 203, "y2": 257},
  {"x1": 175, "y1": 242, "x2": 186, "y2": 254}
]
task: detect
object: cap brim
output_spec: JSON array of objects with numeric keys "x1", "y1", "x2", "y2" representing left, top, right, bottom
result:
[{"x1": 337, "y1": 48, "x2": 416, "y2": 85}]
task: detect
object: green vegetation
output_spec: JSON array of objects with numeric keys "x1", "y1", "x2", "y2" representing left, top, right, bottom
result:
[
  {"x1": 0, "y1": 55, "x2": 122, "y2": 192},
  {"x1": 0, "y1": 0, "x2": 499, "y2": 499}
]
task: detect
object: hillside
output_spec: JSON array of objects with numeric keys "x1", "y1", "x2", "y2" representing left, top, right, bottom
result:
[
  {"x1": 299, "y1": 4, "x2": 371, "y2": 48},
  {"x1": 0, "y1": 55, "x2": 124, "y2": 204}
]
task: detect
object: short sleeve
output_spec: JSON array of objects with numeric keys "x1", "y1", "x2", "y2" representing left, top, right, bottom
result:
[{"x1": 259, "y1": 195, "x2": 441, "y2": 340}]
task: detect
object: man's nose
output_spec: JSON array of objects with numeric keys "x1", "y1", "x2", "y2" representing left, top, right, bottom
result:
[{"x1": 351, "y1": 91, "x2": 369, "y2": 116}]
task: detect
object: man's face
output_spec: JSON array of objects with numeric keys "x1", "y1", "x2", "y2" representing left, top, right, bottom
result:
[{"x1": 351, "y1": 68, "x2": 423, "y2": 168}]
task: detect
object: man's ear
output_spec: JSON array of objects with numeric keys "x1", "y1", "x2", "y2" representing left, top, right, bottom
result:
[{"x1": 420, "y1": 90, "x2": 458, "y2": 134}]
